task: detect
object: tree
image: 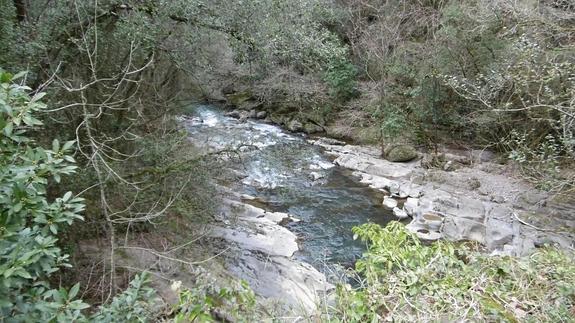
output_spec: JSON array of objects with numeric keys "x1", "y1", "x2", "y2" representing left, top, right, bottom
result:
[{"x1": 0, "y1": 69, "x2": 158, "y2": 321}]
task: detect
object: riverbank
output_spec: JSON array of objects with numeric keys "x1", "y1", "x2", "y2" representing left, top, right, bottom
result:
[
  {"x1": 179, "y1": 104, "x2": 574, "y2": 318},
  {"x1": 312, "y1": 139, "x2": 574, "y2": 256},
  {"x1": 74, "y1": 104, "x2": 573, "y2": 320},
  {"x1": 224, "y1": 103, "x2": 574, "y2": 256}
]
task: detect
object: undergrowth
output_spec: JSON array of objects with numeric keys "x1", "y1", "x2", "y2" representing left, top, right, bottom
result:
[{"x1": 331, "y1": 222, "x2": 575, "y2": 322}]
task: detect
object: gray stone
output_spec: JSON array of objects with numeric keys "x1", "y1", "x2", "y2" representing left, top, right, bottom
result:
[
  {"x1": 303, "y1": 123, "x2": 324, "y2": 134},
  {"x1": 225, "y1": 110, "x2": 242, "y2": 118},
  {"x1": 238, "y1": 111, "x2": 250, "y2": 122},
  {"x1": 256, "y1": 111, "x2": 267, "y2": 119},
  {"x1": 442, "y1": 216, "x2": 485, "y2": 243},
  {"x1": 471, "y1": 149, "x2": 496, "y2": 163},
  {"x1": 210, "y1": 220, "x2": 298, "y2": 258},
  {"x1": 213, "y1": 200, "x2": 332, "y2": 314},
  {"x1": 287, "y1": 120, "x2": 304, "y2": 132},
  {"x1": 515, "y1": 191, "x2": 547, "y2": 208},
  {"x1": 400, "y1": 183, "x2": 423, "y2": 198},
  {"x1": 417, "y1": 213, "x2": 444, "y2": 231},
  {"x1": 309, "y1": 171, "x2": 324, "y2": 181},
  {"x1": 393, "y1": 207, "x2": 409, "y2": 219},
  {"x1": 433, "y1": 196, "x2": 485, "y2": 221},
  {"x1": 416, "y1": 230, "x2": 442, "y2": 241},
  {"x1": 314, "y1": 137, "x2": 346, "y2": 146},
  {"x1": 227, "y1": 252, "x2": 332, "y2": 314},
  {"x1": 491, "y1": 195, "x2": 505, "y2": 204},
  {"x1": 443, "y1": 160, "x2": 455, "y2": 171},
  {"x1": 383, "y1": 196, "x2": 398, "y2": 209},
  {"x1": 384, "y1": 144, "x2": 418, "y2": 162},
  {"x1": 485, "y1": 218, "x2": 515, "y2": 250},
  {"x1": 404, "y1": 197, "x2": 419, "y2": 216},
  {"x1": 334, "y1": 153, "x2": 415, "y2": 178},
  {"x1": 406, "y1": 221, "x2": 442, "y2": 241},
  {"x1": 467, "y1": 177, "x2": 482, "y2": 190}
]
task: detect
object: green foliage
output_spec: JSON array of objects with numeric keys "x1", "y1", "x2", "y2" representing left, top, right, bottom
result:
[
  {"x1": 0, "y1": 70, "x2": 160, "y2": 322},
  {"x1": 325, "y1": 59, "x2": 358, "y2": 101},
  {"x1": 0, "y1": 69, "x2": 87, "y2": 321},
  {"x1": 505, "y1": 130, "x2": 572, "y2": 191},
  {"x1": 379, "y1": 105, "x2": 409, "y2": 141},
  {"x1": 333, "y1": 222, "x2": 575, "y2": 322},
  {"x1": 91, "y1": 273, "x2": 158, "y2": 323},
  {"x1": 442, "y1": 28, "x2": 575, "y2": 191},
  {"x1": 174, "y1": 280, "x2": 256, "y2": 322},
  {"x1": 0, "y1": 1, "x2": 16, "y2": 68}
]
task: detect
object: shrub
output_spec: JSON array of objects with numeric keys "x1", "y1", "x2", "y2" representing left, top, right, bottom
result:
[
  {"x1": 325, "y1": 59, "x2": 358, "y2": 101},
  {"x1": 0, "y1": 69, "x2": 158, "y2": 321},
  {"x1": 174, "y1": 280, "x2": 256, "y2": 322},
  {"x1": 332, "y1": 222, "x2": 575, "y2": 322},
  {"x1": 0, "y1": 69, "x2": 88, "y2": 320}
]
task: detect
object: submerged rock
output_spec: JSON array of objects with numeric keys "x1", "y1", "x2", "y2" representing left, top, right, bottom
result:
[{"x1": 309, "y1": 171, "x2": 324, "y2": 181}]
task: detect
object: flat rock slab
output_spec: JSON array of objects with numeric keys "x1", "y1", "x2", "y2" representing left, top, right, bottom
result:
[
  {"x1": 211, "y1": 200, "x2": 332, "y2": 315},
  {"x1": 335, "y1": 153, "x2": 415, "y2": 178},
  {"x1": 210, "y1": 217, "x2": 298, "y2": 258},
  {"x1": 225, "y1": 250, "x2": 333, "y2": 314}
]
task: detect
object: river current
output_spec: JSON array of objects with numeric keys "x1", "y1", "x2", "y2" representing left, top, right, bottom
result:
[{"x1": 186, "y1": 105, "x2": 393, "y2": 269}]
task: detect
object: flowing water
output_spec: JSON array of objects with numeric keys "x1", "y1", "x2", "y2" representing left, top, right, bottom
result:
[{"x1": 186, "y1": 105, "x2": 393, "y2": 269}]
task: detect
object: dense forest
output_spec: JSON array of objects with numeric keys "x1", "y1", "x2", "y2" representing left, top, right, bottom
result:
[{"x1": 1, "y1": 0, "x2": 574, "y2": 322}]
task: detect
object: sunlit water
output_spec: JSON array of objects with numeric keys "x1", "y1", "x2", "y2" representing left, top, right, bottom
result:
[{"x1": 185, "y1": 105, "x2": 393, "y2": 269}]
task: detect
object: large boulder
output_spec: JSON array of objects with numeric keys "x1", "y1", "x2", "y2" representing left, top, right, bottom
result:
[
  {"x1": 442, "y1": 216, "x2": 486, "y2": 243},
  {"x1": 225, "y1": 110, "x2": 242, "y2": 118},
  {"x1": 303, "y1": 122, "x2": 324, "y2": 134},
  {"x1": 287, "y1": 119, "x2": 304, "y2": 132},
  {"x1": 384, "y1": 144, "x2": 418, "y2": 162}
]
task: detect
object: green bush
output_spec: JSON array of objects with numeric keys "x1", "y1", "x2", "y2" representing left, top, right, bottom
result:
[
  {"x1": 0, "y1": 69, "x2": 87, "y2": 321},
  {"x1": 325, "y1": 59, "x2": 358, "y2": 101},
  {"x1": 332, "y1": 222, "x2": 575, "y2": 322},
  {"x1": 174, "y1": 280, "x2": 256, "y2": 322},
  {"x1": 0, "y1": 69, "x2": 158, "y2": 322}
]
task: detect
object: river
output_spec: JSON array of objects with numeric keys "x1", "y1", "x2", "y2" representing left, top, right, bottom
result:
[{"x1": 185, "y1": 105, "x2": 393, "y2": 270}]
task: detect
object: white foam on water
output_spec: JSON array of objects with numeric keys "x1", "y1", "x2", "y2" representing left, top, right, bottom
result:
[{"x1": 200, "y1": 110, "x2": 219, "y2": 127}]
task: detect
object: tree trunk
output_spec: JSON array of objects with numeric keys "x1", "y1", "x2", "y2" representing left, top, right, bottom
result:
[{"x1": 13, "y1": 0, "x2": 27, "y2": 22}]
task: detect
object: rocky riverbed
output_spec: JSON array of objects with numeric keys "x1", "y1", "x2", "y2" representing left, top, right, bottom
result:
[
  {"x1": 312, "y1": 138, "x2": 574, "y2": 256},
  {"x1": 180, "y1": 104, "x2": 574, "y2": 317}
]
